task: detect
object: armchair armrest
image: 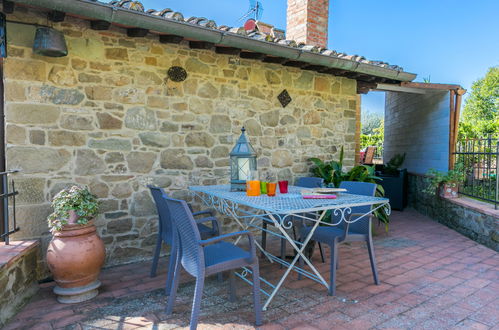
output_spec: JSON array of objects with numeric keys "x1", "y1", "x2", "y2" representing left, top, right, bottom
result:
[
  {"x1": 195, "y1": 216, "x2": 221, "y2": 234},
  {"x1": 199, "y1": 230, "x2": 255, "y2": 254},
  {"x1": 192, "y1": 208, "x2": 215, "y2": 217},
  {"x1": 341, "y1": 212, "x2": 374, "y2": 240}
]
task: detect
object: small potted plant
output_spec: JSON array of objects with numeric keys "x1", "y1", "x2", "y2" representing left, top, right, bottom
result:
[
  {"x1": 424, "y1": 164, "x2": 464, "y2": 198},
  {"x1": 46, "y1": 186, "x2": 105, "y2": 303}
]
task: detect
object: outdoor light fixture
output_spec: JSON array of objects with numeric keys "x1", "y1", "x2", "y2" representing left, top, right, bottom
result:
[
  {"x1": 33, "y1": 26, "x2": 67, "y2": 57},
  {"x1": 230, "y1": 127, "x2": 257, "y2": 192}
]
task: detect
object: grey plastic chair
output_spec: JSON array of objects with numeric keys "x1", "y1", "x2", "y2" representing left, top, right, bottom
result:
[
  {"x1": 299, "y1": 181, "x2": 380, "y2": 295},
  {"x1": 164, "y1": 196, "x2": 262, "y2": 329},
  {"x1": 261, "y1": 177, "x2": 324, "y2": 263},
  {"x1": 148, "y1": 186, "x2": 220, "y2": 287}
]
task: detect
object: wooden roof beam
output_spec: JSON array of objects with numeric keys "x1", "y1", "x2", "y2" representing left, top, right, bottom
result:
[
  {"x1": 159, "y1": 34, "x2": 184, "y2": 44},
  {"x1": 189, "y1": 41, "x2": 214, "y2": 49},
  {"x1": 282, "y1": 60, "x2": 307, "y2": 68},
  {"x1": 215, "y1": 47, "x2": 240, "y2": 55},
  {"x1": 262, "y1": 56, "x2": 287, "y2": 64},
  {"x1": 239, "y1": 51, "x2": 265, "y2": 60}
]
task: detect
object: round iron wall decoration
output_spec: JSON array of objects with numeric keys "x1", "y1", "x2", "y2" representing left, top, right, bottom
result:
[{"x1": 167, "y1": 66, "x2": 187, "y2": 82}]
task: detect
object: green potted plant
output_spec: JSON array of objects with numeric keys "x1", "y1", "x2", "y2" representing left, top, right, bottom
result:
[
  {"x1": 46, "y1": 186, "x2": 106, "y2": 303},
  {"x1": 424, "y1": 163, "x2": 465, "y2": 198},
  {"x1": 309, "y1": 146, "x2": 346, "y2": 188},
  {"x1": 309, "y1": 147, "x2": 390, "y2": 231}
]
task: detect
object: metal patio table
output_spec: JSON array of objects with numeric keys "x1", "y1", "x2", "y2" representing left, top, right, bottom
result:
[{"x1": 189, "y1": 184, "x2": 390, "y2": 310}]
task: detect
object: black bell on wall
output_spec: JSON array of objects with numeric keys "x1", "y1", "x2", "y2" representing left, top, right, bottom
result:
[{"x1": 33, "y1": 27, "x2": 67, "y2": 57}]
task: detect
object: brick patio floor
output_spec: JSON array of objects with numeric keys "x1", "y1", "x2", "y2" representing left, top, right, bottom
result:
[{"x1": 5, "y1": 208, "x2": 499, "y2": 330}]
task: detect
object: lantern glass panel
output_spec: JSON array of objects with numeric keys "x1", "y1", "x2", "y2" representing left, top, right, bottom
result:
[{"x1": 237, "y1": 157, "x2": 251, "y2": 180}]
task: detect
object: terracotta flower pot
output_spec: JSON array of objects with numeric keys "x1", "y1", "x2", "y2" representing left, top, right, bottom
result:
[
  {"x1": 47, "y1": 213, "x2": 105, "y2": 303},
  {"x1": 439, "y1": 182, "x2": 459, "y2": 198}
]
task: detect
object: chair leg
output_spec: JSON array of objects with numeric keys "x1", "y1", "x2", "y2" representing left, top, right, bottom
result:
[
  {"x1": 166, "y1": 247, "x2": 182, "y2": 315},
  {"x1": 367, "y1": 238, "x2": 380, "y2": 285},
  {"x1": 280, "y1": 237, "x2": 286, "y2": 269},
  {"x1": 329, "y1": 242, "x2": 338, "y2": 296},
  {"x1": 165, "y1": 242, "x2": 177, "y2": 295},
  {"x1": 228, "y1": 271, "x2": 237, "y2": 303},
  {"x1": 189, "y1": 277, "x2": 205, "y2": 330},
  {"x1": 318, "y1": 242, "x2": 325, "y2": 263},
  {"x1": 261, "y1": 222, "x2": 267, "y2": 258},
  {"x1": 251, "y1": 264, "x2": 262, "y2": 326},
  {"x1": 150, "y1": 235, "x2": 162, "y2": 277}
]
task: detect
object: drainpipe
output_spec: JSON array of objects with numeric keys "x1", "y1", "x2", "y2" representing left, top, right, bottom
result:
[{"x1": 0, "y1": 58, "x2": 5, "y2": 239}]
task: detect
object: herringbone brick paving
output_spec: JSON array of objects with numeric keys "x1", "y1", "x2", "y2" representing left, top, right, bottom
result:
[{"x1": 5, "y1": 208, "x2": 498, "y2": 329}]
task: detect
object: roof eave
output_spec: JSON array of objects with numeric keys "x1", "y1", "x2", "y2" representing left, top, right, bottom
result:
[{"x1": 10, "y1": 0, "x2": 417, "y2": 82}]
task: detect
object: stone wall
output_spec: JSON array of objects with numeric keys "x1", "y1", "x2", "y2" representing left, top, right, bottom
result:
[
  {"x1": 4, "y1": 7, "x2": 358, "y2": 275},
  {"x1": 0, "y1": 241, "x2": 40, "y2": 327},
  {"x1": 409, "y1": 174, "x2": 499, "y2": 251}
]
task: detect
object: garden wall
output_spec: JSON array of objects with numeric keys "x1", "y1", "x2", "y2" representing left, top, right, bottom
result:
[
  {"x1": 4, "y1": 6, "x2": 358, "y2": 276},
  {"x1": 408, "y1": 174, "x2": 499, "y2": 251}
]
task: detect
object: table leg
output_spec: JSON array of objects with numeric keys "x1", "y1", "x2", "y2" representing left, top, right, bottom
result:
[{"x1": 262, "y1": 211, "x2": 329, "y2": 311}]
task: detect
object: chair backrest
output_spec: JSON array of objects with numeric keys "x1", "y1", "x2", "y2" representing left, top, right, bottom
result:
[
  {"x1": 333, "y1": 181, "x2": 377, "y2": 234},
  {"x1": 148, "y1": 185, "x2": 173, "y2": 244},
  {"x1": 296, "y1": 177, "x2": 324, "y2": 188},
  {"x1": 163, "y1": 196, "x2": 204, "y2": 277},
  {"x1": 363, "y1": 146, "x2": 376, "y2": 165}
]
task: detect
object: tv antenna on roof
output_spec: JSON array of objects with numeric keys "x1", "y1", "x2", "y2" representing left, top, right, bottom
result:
[{"x1": 238, "y1": 0, "x2": 264, "y2": 22}]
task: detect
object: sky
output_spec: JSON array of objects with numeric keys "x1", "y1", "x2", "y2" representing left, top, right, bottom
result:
[{"x1": 142, "y1": 0, "x2": 499, "y2": 114}]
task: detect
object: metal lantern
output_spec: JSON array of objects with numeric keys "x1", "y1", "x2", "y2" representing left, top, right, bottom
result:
[
  {"x1": 33, "y1": 27, "x2": 68, "y2": 57},
  {"x1": 230, "y1": 127, "x2": 257, "y2": 192}
]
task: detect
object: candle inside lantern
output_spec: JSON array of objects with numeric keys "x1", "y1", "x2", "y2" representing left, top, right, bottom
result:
[{"x1": 237, "y1": 157, "x2": 250, "y2": 181}]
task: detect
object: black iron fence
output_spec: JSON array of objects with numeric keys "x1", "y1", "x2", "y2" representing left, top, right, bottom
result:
[
  {"x1": 454, "y1": 136, "x2": 499, "y2": 209},
  {"x1": 1, "y1": 170, "x2": 19, "y2": 244}
]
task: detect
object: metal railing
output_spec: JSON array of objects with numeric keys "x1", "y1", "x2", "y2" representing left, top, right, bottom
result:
[
  {"x1": 454, "y1": 136, "x2": 499, "y2": 209},
  {"x1": 1, "y1": 170, "x2": 19, "y2": 244}
]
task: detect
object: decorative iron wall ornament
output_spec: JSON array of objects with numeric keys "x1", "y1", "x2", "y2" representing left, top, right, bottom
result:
[
  {"x1": 277, "y1": 89, "x2": 292, "y2": 108},
  {"x1": 167, "y1": 66, "x2": 187, "y2": 82},
  {"x1": 0, "y1": 13, "x2": 6, "y2": 58}
]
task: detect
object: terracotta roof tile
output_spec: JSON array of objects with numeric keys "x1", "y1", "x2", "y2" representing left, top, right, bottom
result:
[{"x1": 106, "y1": 0, "x2": 404, "y2": 72}]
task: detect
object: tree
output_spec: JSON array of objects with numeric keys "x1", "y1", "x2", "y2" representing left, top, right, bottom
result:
[
  {"x1": 361, "y1": 111, "x2": 384, "y2": 152},
  {"x1": 459, "y1": 66, "x2": 499, "y2": 139},
  {"x1": 361, "y1": 111, "x2": 383, "y2": 135},
  {"x1": 360, "y1": 122, "x2": 384, "y2": 152}
]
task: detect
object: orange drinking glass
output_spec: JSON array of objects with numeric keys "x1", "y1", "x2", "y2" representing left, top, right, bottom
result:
[
  {"x1": 246, "y1": 180, "x2": 261, "y2": 196},
  {"x1": 266, "y1": 182, "x2": 277, "y2": 197}
]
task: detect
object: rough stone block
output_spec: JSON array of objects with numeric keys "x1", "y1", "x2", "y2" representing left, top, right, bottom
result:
[
  {"x1": 6, "y1": 104, "x2": 60, "y2": 125},
  {"x1": 160, "y1": 149, "x2": 193, "y2": 170},
  {"x1": 75, "y1": 149, "x2": 106, "y2": 175},
  {"x1": 126, "y1": 152, "x2": 156, "y2": 173},
  {"x1": 7, "y1": 147, "x2": 70, "y2": 174},
  {"x1": 125, "y1": 107, "x2": 157, "y2": 130},
  {"x1": 5, "y1": 59, "x2": 46, "y2": 81},
  {"x1": 88, "y1": 138, "x2": 132, "y2": 151},
  {"x1": 48, "y1": 130, "x2": 86, "y2": 146}
]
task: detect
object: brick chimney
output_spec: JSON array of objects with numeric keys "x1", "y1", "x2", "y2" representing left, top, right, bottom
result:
[{"x1": 286, "y1": 0, "x2": 330, "y2": 48}]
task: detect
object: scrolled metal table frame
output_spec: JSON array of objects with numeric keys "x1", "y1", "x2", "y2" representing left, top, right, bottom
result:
[{"x1": 189, "y1": 184, "x2": 390, "y2": 310}]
